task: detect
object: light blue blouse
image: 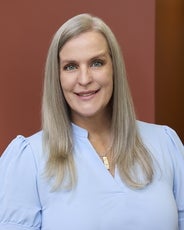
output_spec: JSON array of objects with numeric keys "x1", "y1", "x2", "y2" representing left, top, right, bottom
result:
[{"x1": 0, "y1": 121, "x2": 184, "y2": 230}]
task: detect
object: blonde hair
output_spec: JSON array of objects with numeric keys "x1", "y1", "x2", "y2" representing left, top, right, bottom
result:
[{"x1": 42, "y1": 13, "x2": 153, "y2": 190}]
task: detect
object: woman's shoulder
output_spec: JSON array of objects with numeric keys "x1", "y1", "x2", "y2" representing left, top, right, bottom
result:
[
  {"x1": 0, "y1": 130, "x2": 44, "y2": 168},
  {"x1": 26, "y1": 130, "x2": 43, "y2": 154},
  {"x1": 0, "y1": 131, "x2": 43, "y2": 229},
  {"x1": 137, "y1": 120, "x2": 184, "y2": 162},
  {"x1": 2, "y1": 130, "x2": 43, "y2": 149},
  {"x1": 137, "y1": 120, "x2": 171, "y2": 133},
  {"x1": 137, "y1": 120, "x2": 183, "y2": 145}
]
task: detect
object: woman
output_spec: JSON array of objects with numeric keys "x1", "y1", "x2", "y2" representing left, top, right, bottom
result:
[{"x1": 0, "y1": 13, "x2": 183, "y2": 230}]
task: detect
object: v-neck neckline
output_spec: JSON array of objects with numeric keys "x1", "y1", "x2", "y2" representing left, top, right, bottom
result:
[{"x1": 72, "y1": 123, "x2": 126, "y2": 191}]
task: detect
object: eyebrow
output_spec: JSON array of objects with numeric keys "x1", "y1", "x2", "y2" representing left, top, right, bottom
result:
[{"x1": 60, "y1": 51, "x2": 108, "y2": 65}]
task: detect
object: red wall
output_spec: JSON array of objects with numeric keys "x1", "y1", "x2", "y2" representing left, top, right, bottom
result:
[{"x1": 0, "y1": 0, "x2": 155, "y2": 153}]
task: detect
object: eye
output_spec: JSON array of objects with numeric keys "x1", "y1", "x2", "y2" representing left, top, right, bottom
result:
[
  {"x1": 63, "y1": 63, "x2": 78, "y2": 71},
  {"x1": 91, "y1": 59, "x2": 104, "y2": 68}
]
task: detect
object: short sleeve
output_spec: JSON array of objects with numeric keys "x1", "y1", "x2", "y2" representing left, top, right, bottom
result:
[
  {"x1": 0, "y1": 136, "x2": 42, "y2": 230},
  {"x1": 164, "y1": 126, "x2": 184, "y2": 229}
]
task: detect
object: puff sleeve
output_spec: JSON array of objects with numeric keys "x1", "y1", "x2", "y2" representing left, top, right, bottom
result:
[
  {"x1": 164, "y1": 126, "x2": 184, "y2": 229},
  {"x1": 0, "y1": 135, "x2": 42, "y2": 230}
]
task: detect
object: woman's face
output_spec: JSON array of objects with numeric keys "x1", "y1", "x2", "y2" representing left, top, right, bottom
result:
[{"x1": 59, "y1": 31, "x2": 113, "y2": 122}]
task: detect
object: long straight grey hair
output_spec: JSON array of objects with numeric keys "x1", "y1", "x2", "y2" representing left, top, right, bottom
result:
[{"x1": 42, "y1": 13, "x2": 153, "y2": 190}]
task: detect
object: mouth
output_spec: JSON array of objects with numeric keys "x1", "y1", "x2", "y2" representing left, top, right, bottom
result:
[{"x1": 75, "y1": 89, "x2": 99, "y2": 97}]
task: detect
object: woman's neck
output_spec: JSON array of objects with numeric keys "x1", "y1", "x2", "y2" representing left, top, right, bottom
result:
[
  {"x1": 72, "y1": 112, "x2": 114, "y2": 175},
  {"x1": 71, "y1": 108, "x2": 112, "y2": 136}
]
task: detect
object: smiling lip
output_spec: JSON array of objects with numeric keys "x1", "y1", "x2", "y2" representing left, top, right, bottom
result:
[{"x1": 75, "y1": 89, "x2": 99, "y2": 97}]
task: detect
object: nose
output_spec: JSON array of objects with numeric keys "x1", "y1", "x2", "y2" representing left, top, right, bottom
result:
[{"x1": 78, "y1": 66, "x2": 92, "y2": 86}]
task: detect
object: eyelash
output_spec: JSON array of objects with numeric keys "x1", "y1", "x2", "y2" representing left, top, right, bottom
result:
[
  {"x1": 63, "y1": 59, "x2": 105, "y2": 71},
  {"x1": 63, "y1": 63, "x2": 77, "y2": 71},
  {"x1": 91, "y1": 59, "x2": 104, "y2": 67}
]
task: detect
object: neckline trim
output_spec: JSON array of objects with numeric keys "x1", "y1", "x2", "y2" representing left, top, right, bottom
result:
[{"x1": 72, "y1": 123, "x2": 88, "y2": 138}]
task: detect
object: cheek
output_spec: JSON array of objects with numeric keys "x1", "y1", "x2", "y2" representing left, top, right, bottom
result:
[
  {"x1": 99, "y1": 75, "x2": 113, "y2": 102},
  {"x1": 60, "y1": 76, "x2": 74, "y2": 92},
  {"x1": 107, "y1": 75, "x2": 114, "y2": 99},
  {"x1": 108, "y1": 80, "x2": 114, "y2": 99},
  {"x1": 105, "y1": 71, "x2": 113, "y2": 91},
  {"x1": 60, "y1": 78, "x2": 66, "y2": 91}
]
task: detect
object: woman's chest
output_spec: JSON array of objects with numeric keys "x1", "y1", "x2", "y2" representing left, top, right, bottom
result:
[{"x1": 40, "y1": 173, "x2": 178, "y2": 230}]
